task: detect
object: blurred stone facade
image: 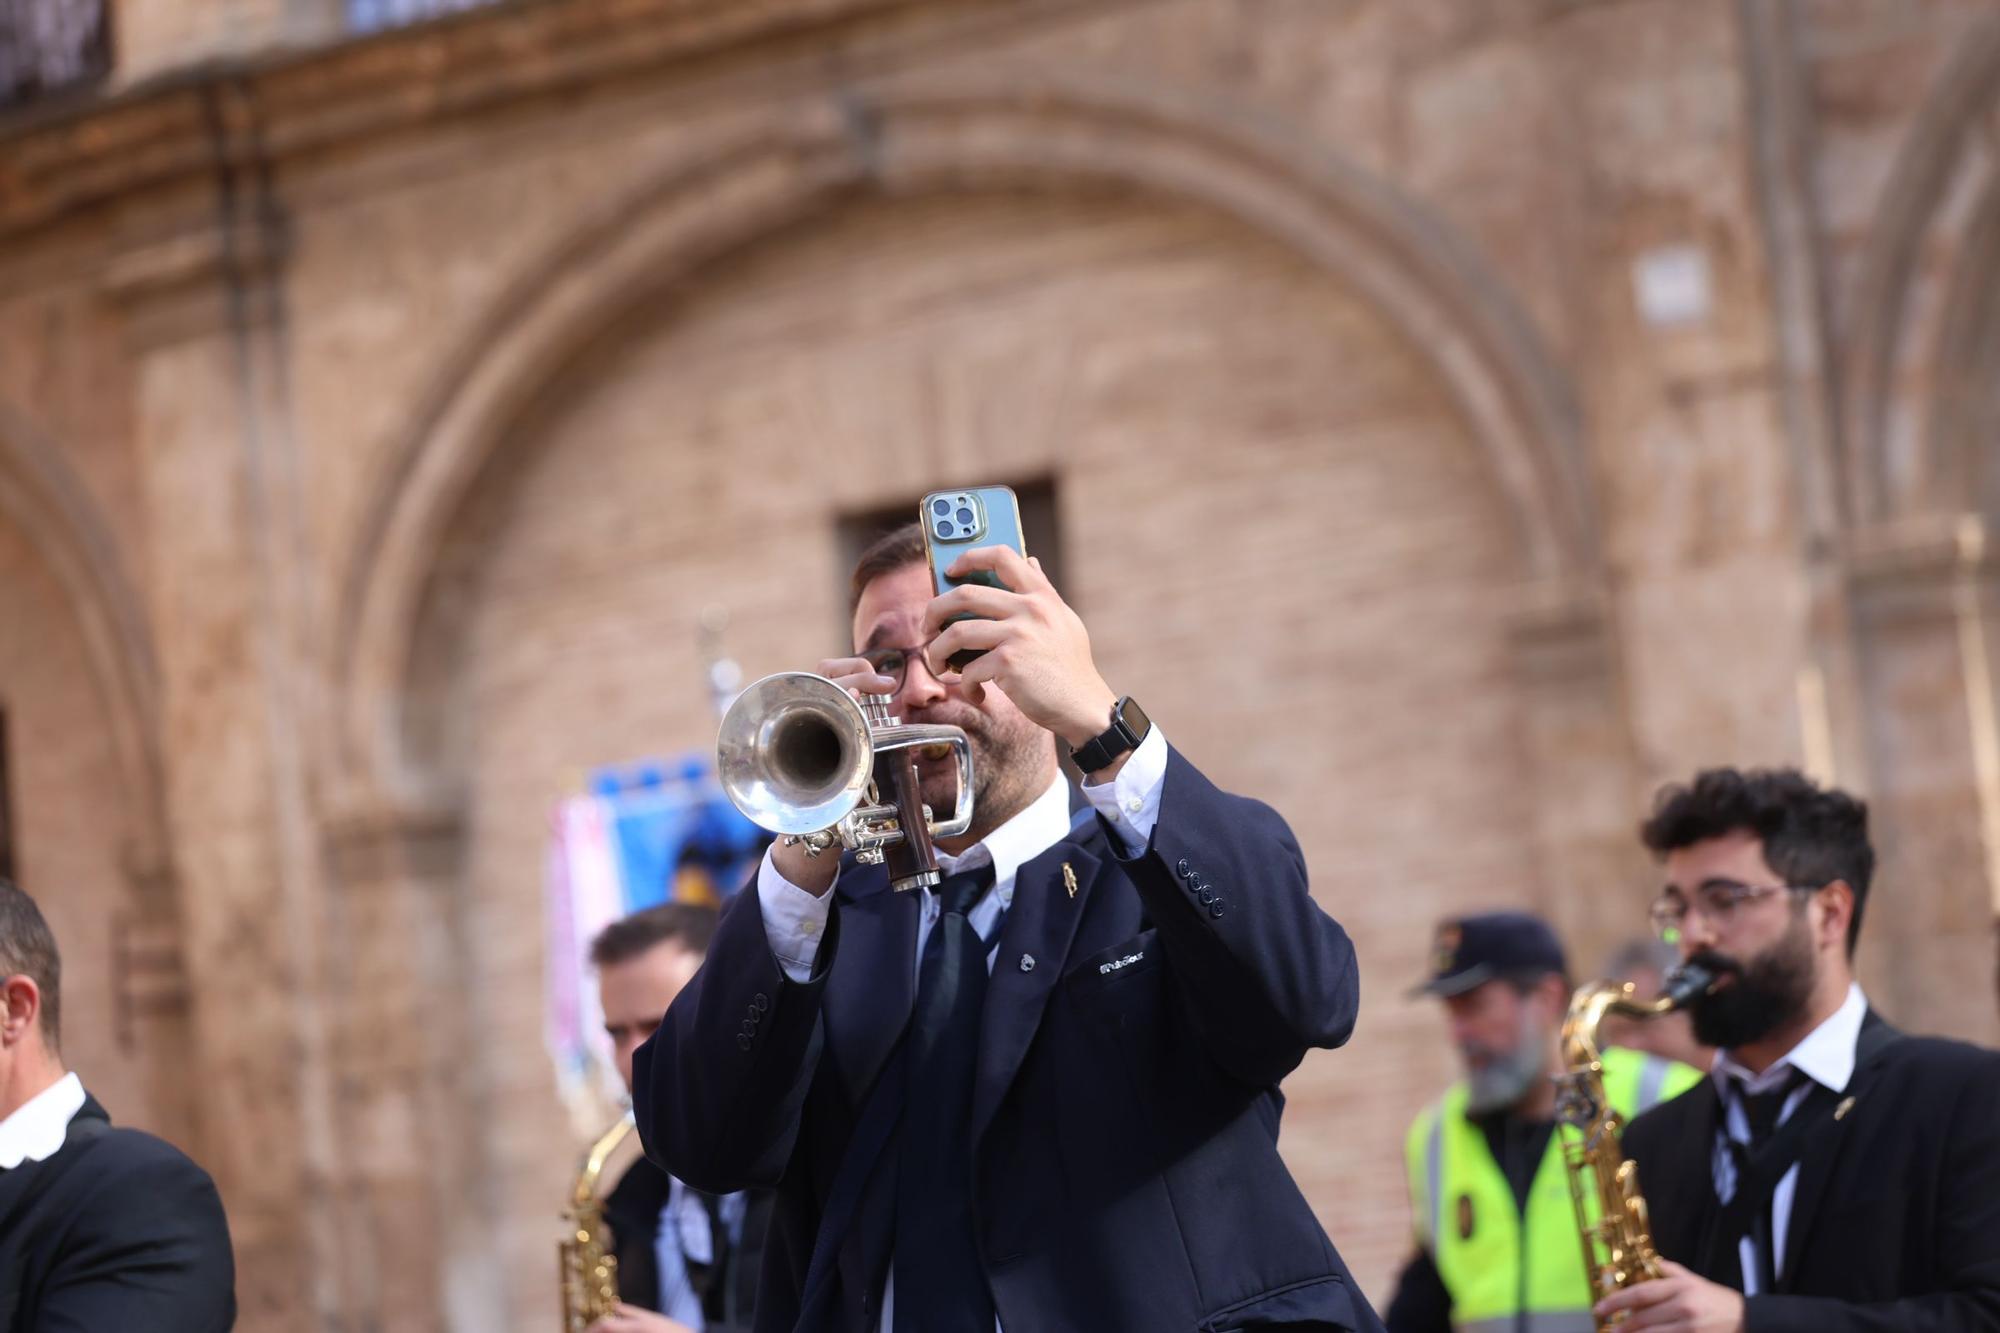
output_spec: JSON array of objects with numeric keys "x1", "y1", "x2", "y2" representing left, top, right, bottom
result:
[{"x1": 1, "y1": 0, "x2": 1998, "y2": 1328}]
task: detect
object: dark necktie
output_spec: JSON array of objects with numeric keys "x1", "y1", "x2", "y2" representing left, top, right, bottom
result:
[
  {"x1": 1731, "y1": 1070, "x2": 1802, "y2": 1292},
  {"x1": 892, "y1": 861, "x2": 998, "y2": 1333},
  {"x1": 1741, "y1": 1072, "x2": 1797, "y2": 1150}
]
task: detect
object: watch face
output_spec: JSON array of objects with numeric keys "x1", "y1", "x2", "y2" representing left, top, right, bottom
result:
[{"x1": 1117, "y1": 696, "x2": 1151, "y2": 744}]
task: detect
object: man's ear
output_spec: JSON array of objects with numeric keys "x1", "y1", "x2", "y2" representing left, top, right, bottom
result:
[
  {"x1": 0, "y1": 976, "x2": 41, "y2": 1045},
  {"x1": 1815, "y1": 880, "x2": 1855, "y2": 953}
]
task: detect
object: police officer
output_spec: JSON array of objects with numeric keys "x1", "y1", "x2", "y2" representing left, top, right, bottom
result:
[{"x1": 1385, "y1": 913, "x2": 1699, "y2": 1333}]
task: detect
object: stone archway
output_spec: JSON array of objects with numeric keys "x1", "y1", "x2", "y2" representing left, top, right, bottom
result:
[
  {"x1": 0, "y1": 405, "x2": 190, "y2": 1142},
  {"x1": 1836, "y1": 14, "x2": 2000, "y2": 1045},
  {"x1": 0, "y1": 404, "x2": 163, "y2": 835},
  {"x1": 333, "y1": 75, "x2": 1600, "y2": 807},
  {"x1": 1840, "y1": 14, "x2": 2000, "y2": 528}
]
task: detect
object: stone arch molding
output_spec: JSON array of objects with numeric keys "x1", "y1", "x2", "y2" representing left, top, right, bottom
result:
[
  {"x1": 334, "y1": 74, "x2": 1599, "y2": 803},
  {"x1": 0, "y1": 403, "x2": 167, "y2": 865},
  {"x1": 1843, "y1": 15, "x2": 2000, "y2": 528}
]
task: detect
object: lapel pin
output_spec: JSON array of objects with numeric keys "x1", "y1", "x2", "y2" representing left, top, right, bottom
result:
[
  {"x1": 1834, "y1": 1096, "x2": 1856, "y2": 1121},
  {"x1": 1019, "y1": 954, "x2": 1036, "y2": 973},
  {"x1": 1062, "y1": 863, "x2": 1078, "y2": 899}
]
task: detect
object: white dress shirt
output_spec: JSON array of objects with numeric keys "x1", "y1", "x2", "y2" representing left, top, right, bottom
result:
[
  {"x1": 754, "y1": 724, "x2": 1170, "y2": 1332},
  {"x1": 652, "y1": 1178, "x2": 748, "y2": 1329},
  {"x1": 0, "y1": 1071, "x2": 85, "y2": 1169},
  {"x1": 1708, "y1": 981, "x2": 1868, "y2": 1293}
]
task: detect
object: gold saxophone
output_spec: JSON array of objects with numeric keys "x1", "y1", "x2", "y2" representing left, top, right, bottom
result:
[
  {"x1": 1554, "y1": 964, "x2": 1712, "y2": 1330},
  {"x1": 559, "y1": 1111, "x2": 635, "y2": 1332}
]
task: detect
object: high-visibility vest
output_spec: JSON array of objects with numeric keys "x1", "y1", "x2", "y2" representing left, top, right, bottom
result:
[{"x1": 1402, "y1": 1047, "x2": 1701, "y2": 1333}]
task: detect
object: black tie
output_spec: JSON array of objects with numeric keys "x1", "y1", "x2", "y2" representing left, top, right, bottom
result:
[
  {"x1": 1732, "y1": 1070, "x2": 1802, "y2": 1292},
  {"x1": 893, "y1": 862, "x2": 998, "y2": 1332},
  {"x1": 1743, "y1": 1079, "x2": 1793, "y2": 1148}
]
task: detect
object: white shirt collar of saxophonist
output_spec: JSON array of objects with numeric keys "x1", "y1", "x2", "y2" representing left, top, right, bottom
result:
[
  {"x1": 932, "y1": 771, "x2": 1072, "y2": 908},
  {"x1": 0, "y1": 1070, "x2": 86, "y2": 1168},
  {"x1": 1711, "y1": 981, "x2": 1868, "y2": 1099}
]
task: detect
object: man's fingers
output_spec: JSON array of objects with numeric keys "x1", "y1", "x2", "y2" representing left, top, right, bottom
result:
[
  {"x1": 1596, "y1": 1277, "x2": 1678, "y2": 1315},
  {"x1": 816, "y1": 656, "x2": 895, "y2": 694},
  {"x1": 920, "y1": 583, "x2": 1025, "y2": 639},
  {"x1": 945, "y1": 544, "x2": 1040, "y2": 594},
  {"x1": 926, "y1": 618, "x2": 1007, "y2": 675}
]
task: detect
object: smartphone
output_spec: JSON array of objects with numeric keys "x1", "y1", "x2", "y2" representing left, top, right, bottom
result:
[{"x1": 920, "y1": 485, "x2": 1027, "y2": 672}]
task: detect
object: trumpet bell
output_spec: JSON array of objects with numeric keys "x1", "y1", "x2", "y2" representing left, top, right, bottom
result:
[{"x1": 716, "y1": 672, "x2": 874, "y2": 835}]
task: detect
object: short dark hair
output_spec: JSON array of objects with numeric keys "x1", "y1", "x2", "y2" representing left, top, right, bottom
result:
[
  {"x1": 588, "y1": 902, "x2": 719, "y2": 969},
  {"x1": 0, "y1": 879, "x2": 60, "y2": 1046},
  {"x1": 850, "y1": 522, "x2": 927, "y2": 610},
  {"x1": 1640, "y1": 767, "x2": 1874, "y2": 956}
]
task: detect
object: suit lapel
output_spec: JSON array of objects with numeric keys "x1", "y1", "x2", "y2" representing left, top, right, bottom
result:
[
  {"x1": 969, "y1": 820, "x2": 1108, "y2": 1148},
  {"x1": 1778, "y1": 1013, "x2": 1895, "y2": 1287},
  {"x1": 1659, "y1": 1080, "x2": 1721, "y2": 1271},
  {"x1": 822, "y1": 865, "x2": 920, "y2": 1108}
]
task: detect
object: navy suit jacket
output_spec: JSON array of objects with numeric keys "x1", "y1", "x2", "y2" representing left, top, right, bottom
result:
[
  {"x1": 636, "y1": 746, "x2": 1384, "y2": 1333},
  {"x1": 0, "y1": 1092, "x2": 235, "y2": 1333}
]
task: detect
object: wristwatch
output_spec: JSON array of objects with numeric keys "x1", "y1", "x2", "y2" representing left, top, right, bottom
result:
[{"x1": 1071, "y1": 696, "x2": 1152, "y2": 774}]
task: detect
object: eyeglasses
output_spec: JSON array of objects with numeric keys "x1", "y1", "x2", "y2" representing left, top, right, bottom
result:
[
  {"x1": 858, "y1": 640, "x2": 961, "y2": 693},
  {"x1": 1647, "y1": 881, "x2": 1820, "y2": 943}
]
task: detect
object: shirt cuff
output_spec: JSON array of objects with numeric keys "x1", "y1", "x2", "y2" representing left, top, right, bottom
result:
[
  {"x1": 756, "y1": 847, "x2": 835, "y2": 983},
  {"x1": 1080, "y1": 724, "x2": 1168, "y2": 856}
]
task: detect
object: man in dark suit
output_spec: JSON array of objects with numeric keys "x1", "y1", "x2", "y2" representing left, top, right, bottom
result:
[
  {"x1": 0, "y1": 878, "x2": 234, "y2": 1331},
  {"x1": 1600, "y1": 768, "x2": 2000, "y2": 1332},
  {"x1": 636, "y1": 523, "x2": 1380, "y2": 1333},
  {"x1": 590, "y1": 903, "x2": 770, "y2": 1333}
]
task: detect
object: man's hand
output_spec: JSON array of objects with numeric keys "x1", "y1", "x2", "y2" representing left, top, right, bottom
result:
[
  {"x1": 921, "y1": 548, "x2": 1119, "y2": 761},
  {"x1": 1593, "y1": 1262, "x2": 1745, "y2": 1332},
  {"x1": 585, "y1": 1304, "x2": 695, "y2": 1333}
]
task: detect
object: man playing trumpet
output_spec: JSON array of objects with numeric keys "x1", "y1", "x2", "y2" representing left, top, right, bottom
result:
[{"x1": 635, "y1": 522, "x2": 1383, "y2": 1332}]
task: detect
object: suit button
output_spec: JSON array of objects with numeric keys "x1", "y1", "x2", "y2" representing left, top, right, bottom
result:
[
  {"x1": 1209, "y1": 900, "x2": 1226, "y2": 919},
  {"x1": 753, "y1": 993, "x2": 770, "y2": 1012},
  {"x1": 737, "y1": 1034, "x2": 752, "y2": 1051},
  {"x1": 1187, "y1": 878, "x2": 1203, "y2": 895},
  {"x1": 1197, "y1": 887, "x2": 1215, "y2": 905},
  {"x1": 741, "y1": 1018, "x2": 756, "y2": 1036},
  {"x1": 1176, "y1": 858, "x2": 1194, "y2": 879}
]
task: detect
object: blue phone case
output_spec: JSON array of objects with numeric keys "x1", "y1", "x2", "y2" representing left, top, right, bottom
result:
[{"x1": 920, "y1": 485, "x2": 1026, "y2": 670}]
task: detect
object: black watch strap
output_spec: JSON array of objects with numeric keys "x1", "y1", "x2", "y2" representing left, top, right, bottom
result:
[{"x1": 1072, "y1": 697, "x2": 1151, "y2": 774}]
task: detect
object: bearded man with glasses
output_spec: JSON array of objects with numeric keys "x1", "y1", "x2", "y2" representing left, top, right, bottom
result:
[{"x1": 1597, "y1": 767, "x2": 2000, "y2": 1333}]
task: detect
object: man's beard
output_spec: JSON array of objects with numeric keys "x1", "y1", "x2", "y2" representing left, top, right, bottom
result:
[
  {"x1": 1686, "y1": 915, "x2": 1818, "y2": 1050},
  {"x1": 1463, "y1": 1008, "x2": 1551, "y2": 1115},
  {"x1": 906, "y1": 699, "x2": 1051, "y2": 839}
]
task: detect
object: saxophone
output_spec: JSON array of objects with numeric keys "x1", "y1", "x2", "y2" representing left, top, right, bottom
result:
[
  {"x1": 1554, "y1": 964, "x2": 1712, "y2": 1330},
  {"x1": 559, "y1": 1111, "x2": 636, "y2": 1332}
]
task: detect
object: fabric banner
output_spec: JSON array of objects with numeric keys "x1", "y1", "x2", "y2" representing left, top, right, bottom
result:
[{"x1": 545, "y1": 754, "x2": 768, "y2": 1109}]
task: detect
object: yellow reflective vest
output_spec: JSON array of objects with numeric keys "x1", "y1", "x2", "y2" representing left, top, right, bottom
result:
[{"x1": 1402, "y1": 1047, "x2": 1701, "y2": 1333}]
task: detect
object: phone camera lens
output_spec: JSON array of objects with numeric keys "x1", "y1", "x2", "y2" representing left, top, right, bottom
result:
[
  {"x1": 956, "y1": 508, "x2": 974, "y2": 526},
  {"x1": 931, "y1": 499, "x2": 950, "y2": 517},
  {"x1": 934, "y1": 521, "x2": 952, "y2": 539}
]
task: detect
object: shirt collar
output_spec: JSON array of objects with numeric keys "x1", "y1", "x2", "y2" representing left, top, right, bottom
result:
[
  {"x1": 0, "y1": 1071, "x2": 86, "y2": 1169},
  {"x1": 1712, "y1": 982, "x2": 1868, "y2": 1097},
  {"x1": 935, "y1": 771, "x2": 1071, "y2": 899}
]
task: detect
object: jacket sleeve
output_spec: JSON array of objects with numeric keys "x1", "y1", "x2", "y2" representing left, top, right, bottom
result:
[
  {"x1": 1743, "y1": 1052, "x2": 2000, "y2": 1333},
  {"x1": 1107, "y1": 744, "x2": 1360, "y2": 1087},
  {"x1": 634, "y1": 877, "x2": 838, "y2": 1194},
  {"x1": 37, "y1": 1141, "x2": 236, "y2": 1333}
]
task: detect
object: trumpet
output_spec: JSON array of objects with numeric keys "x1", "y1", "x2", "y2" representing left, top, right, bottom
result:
[
  {"x1": 717, "y1": 672, "x2": 974, "y2": 893},
  {"x1": 1555, "y1": 963, "x2": 1714, "y2": 1328}
]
